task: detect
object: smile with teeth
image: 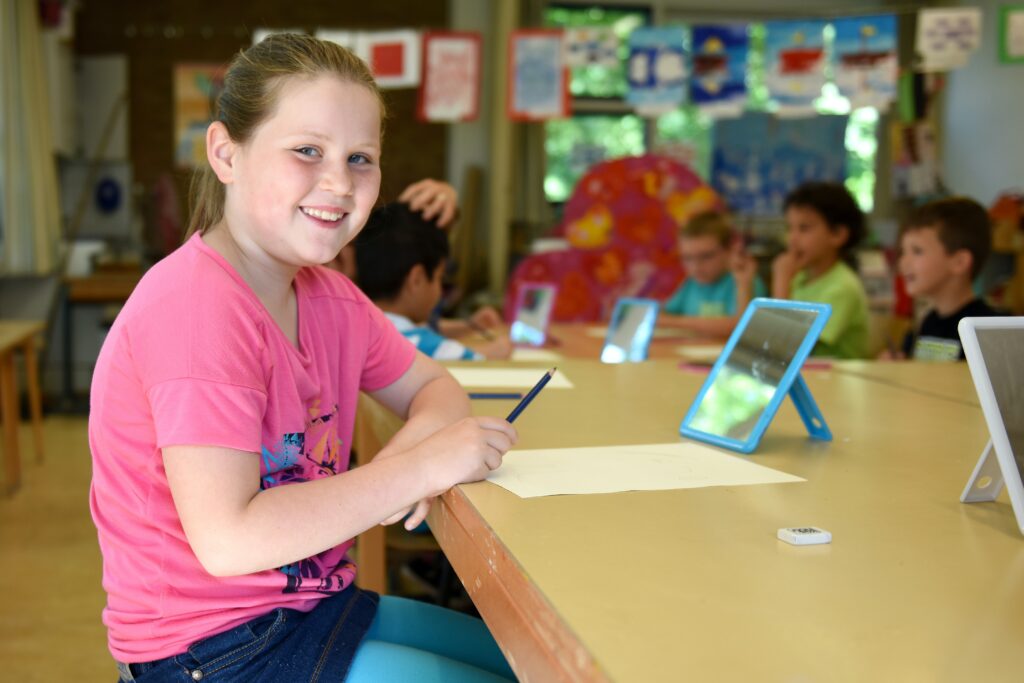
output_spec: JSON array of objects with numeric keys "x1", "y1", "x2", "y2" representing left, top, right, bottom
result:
[{"x1": 301, "y1": 207, "x2": 344, "y2": 221}]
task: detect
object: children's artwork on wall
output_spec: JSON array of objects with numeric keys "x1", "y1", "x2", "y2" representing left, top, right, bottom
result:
[
  {"x1": 690, "y1": 24, "x2": 749, "y2": 118},
  {"x1": 508, "y1": 29, "x2": 569, "y2": 121},
  {"x1": 711, "y1": 112, "x2": 848, "y2": 216},
  {"x1": 999, "y1": 5, "x2": 1024, "y2": 63},
  {"x1": 565, "y1": 26, "x2": 620, "y2": 68},
  {"x1": 418, "y1": 32, "x2": 481, "y2": 122},
  {"x1": 356, "y1": 31, "x2": 421, "y2": 88},
  {"x1": 890, "y1": 119, "x2": 940, "y2": 199},
  {"x1": 833, "y1": 14, "x2": 898, "y2": 110},
  {"x1": 763, "y1": 20, "x2": 827, "y2": 116},
  {"x1": 626, "y1": 27, "x2": 688, "y2": 116},
  {"x1": 505, "y1": 155, "x2": 723, "y2": 323},
  {"x1": 173, "y1": 64, "x2": 226, "y2": 170},
  {"x1": 915, "y1": 8, "x2": 982, "y2": 72}
]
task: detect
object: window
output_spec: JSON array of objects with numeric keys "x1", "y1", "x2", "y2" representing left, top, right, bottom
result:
[{"x1": 543, "y1": 12, "x2": 879, "y2": 213}]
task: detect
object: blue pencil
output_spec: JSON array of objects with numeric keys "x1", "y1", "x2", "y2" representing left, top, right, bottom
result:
[
  {"x1": 506, "y1": 368, "x2": 556, "y2": 423},
  {"x1": 469, "y1": 392, "x2": 524, "y2": 400}
]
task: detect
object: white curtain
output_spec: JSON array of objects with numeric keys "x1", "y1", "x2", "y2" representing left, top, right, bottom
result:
[{"x1": 0, "y1": 0, "x2": 61, "y2": 275}]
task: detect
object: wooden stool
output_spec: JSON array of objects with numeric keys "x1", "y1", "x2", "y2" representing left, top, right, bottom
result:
[{"x1": 0, "y1": 321, "x2": 46, "y2": 495}]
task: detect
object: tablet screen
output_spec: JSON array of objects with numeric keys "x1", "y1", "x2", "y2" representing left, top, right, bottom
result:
[
  {"x1": 975, "y1": 328, "x2": 1024, "y2": 480},
  {"x1": 510, "y1": 284, "x2": 556, "y2": 346},
  {"x1": 688, "y1": 306, "x2": 819, "y2": 441},
  {"x1": 601, "y1": 299, "x2": 658, "y2": 363}
]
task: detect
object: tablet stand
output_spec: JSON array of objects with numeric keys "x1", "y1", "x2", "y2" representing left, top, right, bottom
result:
[
  {"x1": 789, "y1": 373, "x2": 832, "y2": 441},
  {"x1": 961, "y1": 440, "x2": 1005, "y2": 503}
]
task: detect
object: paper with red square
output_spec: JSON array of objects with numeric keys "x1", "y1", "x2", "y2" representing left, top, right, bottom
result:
[{"x1": 355, "y1": 30, "x2": 421, "y2": 89}]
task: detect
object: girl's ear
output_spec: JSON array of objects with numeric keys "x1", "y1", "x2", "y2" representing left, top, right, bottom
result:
[{"x1": 206, "y1": 121, "x2": 237, "y2": 184}]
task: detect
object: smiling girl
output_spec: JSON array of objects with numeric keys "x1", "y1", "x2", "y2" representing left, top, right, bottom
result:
[{"x1": 89, "y1": 34, "x2": 516, "y2": 682}]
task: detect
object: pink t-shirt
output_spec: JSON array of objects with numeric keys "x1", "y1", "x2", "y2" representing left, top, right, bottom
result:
[{"x1": 89, "y1": 233, "x2": 416, "y2": 662}]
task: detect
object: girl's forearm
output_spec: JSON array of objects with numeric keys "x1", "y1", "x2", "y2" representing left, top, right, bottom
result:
[
  {"x1": 194, "y1": 453, "x2": 433, "y2": 577},
  {"x1": 378, "y1": 374, "x2": 470, "y2": 458}
]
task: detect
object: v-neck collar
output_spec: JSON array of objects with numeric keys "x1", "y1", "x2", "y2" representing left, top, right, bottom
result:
[{"x1": 192, "y1": 233, "x2": 312, "y2": 364}]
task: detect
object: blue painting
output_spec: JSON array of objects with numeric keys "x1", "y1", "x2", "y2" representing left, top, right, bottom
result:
[
  {"x1": 690, "y1": 24, "x2": 749, "y2": 115},
  {"x1": 627, "y1": 27, "x2": 688, "y2": 113},
  {"x1": 833, "y1": 15, "x2": 898, "y2": 109},
  {"x1": 711, "y1": 112, "x2": 848, "y2": 216},
  {"x1": 763, "y1": 20, "x2": 827, "y2": 114}
]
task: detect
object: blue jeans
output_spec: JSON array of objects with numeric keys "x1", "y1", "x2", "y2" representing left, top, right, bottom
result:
[{"x1": 116, "y1": 588, "x2": 514, "y2": 682}]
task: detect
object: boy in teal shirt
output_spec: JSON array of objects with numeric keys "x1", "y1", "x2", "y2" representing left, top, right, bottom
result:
[
  {"x1": 772, "y1": 182, "x2": 869, "y2": 359},
  {"x1": 661, "y1": 212, "x2": 766, "y2": 338}
]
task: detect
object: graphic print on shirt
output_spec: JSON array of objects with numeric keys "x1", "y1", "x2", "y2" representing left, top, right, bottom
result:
[{"x1": 261, "y1": 402, "x2": 355, "y2": 594}]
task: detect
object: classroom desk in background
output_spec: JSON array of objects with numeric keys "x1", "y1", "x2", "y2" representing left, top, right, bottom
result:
[
  {"x1": 60, "y1": 268, "x2": 143, "y2": 410},
  {"x1": 493, "y1": 323, "x2": 724, "y2": 361},
  {"x1": 832, "y1": 359, "x2": 978, "y2": 406},
  {"x1": 358, "y1": 359, "x2": 1023, "y2": 681}
]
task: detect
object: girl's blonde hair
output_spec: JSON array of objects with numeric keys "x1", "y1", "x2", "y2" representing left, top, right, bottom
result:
[{"x1": 186, "y1": 33, "x2": 384, "y2": 237}]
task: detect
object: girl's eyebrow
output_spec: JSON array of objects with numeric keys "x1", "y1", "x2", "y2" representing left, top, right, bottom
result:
[{"x1": 287, "y1": 130, "x2": 380, "y2": 150}]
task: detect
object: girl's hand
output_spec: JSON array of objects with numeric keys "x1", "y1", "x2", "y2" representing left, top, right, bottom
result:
[
  {"x1": 380, "y1": 497, "x2": 435, "y2": 530},
  {"x1": 398, "y1": 179, "x2": 459, "y2": 228},
  {"x1": 417, "y1": 416, "x2": 517, "y2": 495}
]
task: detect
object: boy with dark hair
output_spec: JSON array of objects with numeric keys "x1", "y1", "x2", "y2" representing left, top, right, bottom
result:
[
  {"x1": 354, "y1": 203, "x2": 511, "y2": 361},
  {"x1": 897, "y1": 197, "x2": 998, "y2": 360},
  {"x1": 773, "y1": 182, "x2": 870, "y2": 358}
]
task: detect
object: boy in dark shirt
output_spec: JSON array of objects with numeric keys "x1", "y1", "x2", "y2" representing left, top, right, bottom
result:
[{"x1": 898, "y1": 197, "x2": 999, "y2": 360}]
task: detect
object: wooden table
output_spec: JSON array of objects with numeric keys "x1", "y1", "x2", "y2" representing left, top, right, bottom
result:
[
  {"x1": 362, "y1": 359, "x2": 1022, "y2": 682},
  {"x1": 60, "y1": 269, "x2": 142, "y2": 410},
  {"x1": 832, "y1": 359, "x2": 978, "y2": 406},
  {"x1": 0, "y1": 321, "x2": 45, "y2": 494}
]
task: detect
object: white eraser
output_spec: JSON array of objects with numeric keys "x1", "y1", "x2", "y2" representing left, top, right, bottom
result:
[{"x1": 777, "y1": 526, "x2": 832, "y2": 546}]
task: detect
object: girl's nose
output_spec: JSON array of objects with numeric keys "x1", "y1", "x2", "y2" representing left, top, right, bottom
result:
[{"x1": 321, "y1": 163, "x2": 354, "y2": 196}]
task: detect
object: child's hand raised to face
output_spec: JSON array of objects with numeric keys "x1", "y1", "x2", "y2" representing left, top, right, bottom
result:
[{"x1": 730, "y1": 247, "x2": 757, "y2": 286}]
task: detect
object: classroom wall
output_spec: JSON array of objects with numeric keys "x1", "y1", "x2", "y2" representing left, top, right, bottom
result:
[
  {"x1": 942, "y1": 0, "x2": 1024, "y2": 205},
  {"x1": 73, "y1": 1, "x2": 451, "y2": 218}
]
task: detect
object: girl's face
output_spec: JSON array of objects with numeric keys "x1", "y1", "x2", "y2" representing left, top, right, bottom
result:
[
  {"x1": 222, "y1": 74, "x2": 382, "y2": 270},
  {"x1": 783, "y1": 205, "x2": 848, "y2": 272}
]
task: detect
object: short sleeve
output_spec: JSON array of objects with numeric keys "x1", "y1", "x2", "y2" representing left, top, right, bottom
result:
[{"x1": 127, "y1": 272, "x2": 271, "y2": 454}]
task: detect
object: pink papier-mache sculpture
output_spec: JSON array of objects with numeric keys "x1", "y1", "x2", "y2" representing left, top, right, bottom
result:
[{"x1": 505, "y1": 154, "x2": 724, "y2": 323}]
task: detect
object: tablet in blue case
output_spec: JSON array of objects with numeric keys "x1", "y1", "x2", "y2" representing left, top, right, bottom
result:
[{"x1": 679, "y1": 298, "x2": 833, "y2": 454}]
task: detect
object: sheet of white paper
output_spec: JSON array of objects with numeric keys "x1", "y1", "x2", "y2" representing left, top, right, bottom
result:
[
  {"x1": 916, "y1": 8, "x2": 982, "y2": 72},
  {"x1": 510, "y1": 348, "x2": 563, "y2": 362},
  {"x1": 676, "y1": 344, "x2": 724, "y2": 362},
  {"x1": 487, "y1": 442, "x2": 804, "y2": 498},
  {"x1": 448, "y1": 367, "x2": 573, "y2": 389}
]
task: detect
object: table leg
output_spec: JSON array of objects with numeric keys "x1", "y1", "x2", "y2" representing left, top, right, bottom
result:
[
  {"x1": 61, "y1": 286, "x2": 75, "y2": 410},
  {"x1": 0, "y1": 353, "x2": 21, "y2": 495},
  {"x1": 22, "y1": 339, "x2": 44, "y2": 463}
]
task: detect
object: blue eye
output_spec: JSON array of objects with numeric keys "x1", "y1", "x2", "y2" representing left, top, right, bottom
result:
[
  {"x1": 295, "y1": 146, "x2": 320, "y2": 157},
  {"x1": 349, "y1": 153, "x2": 373, "y2": 165}
]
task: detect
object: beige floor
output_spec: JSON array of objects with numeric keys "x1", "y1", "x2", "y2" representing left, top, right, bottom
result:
[{"x1": 0, "y1": 417, "x2": 113, "y2": 681}]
